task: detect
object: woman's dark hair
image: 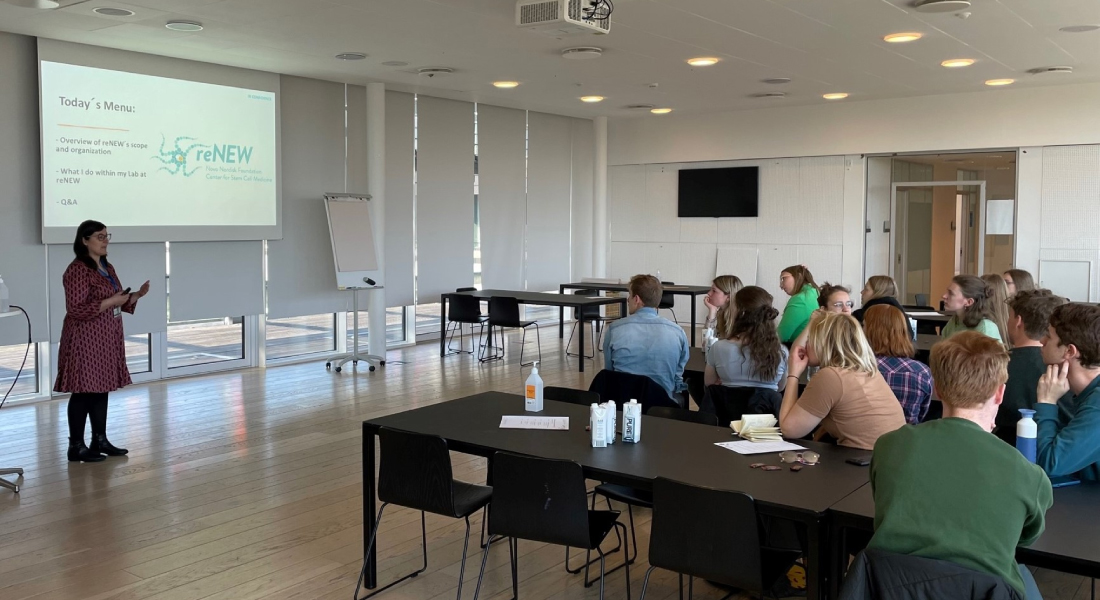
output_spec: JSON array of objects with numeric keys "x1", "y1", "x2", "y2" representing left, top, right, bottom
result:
[
  {"x1": 953, "y1": 274, "x2": 995, "y2": 329},
  {"x1": 817, "y1": 282, "x2": 851, "y2": 309},
  {"x1": 1004, "y1": 269, "x2": 1035, "y2": 293},
  {"x1": 73, "y1": 220, "x2": 109, "y2": 271},
  {"x1": 781, "y1": 265, "x2": 818, "y2": 294},
  {"x1": 728, "y1": 286, "x2": 783, "y2": 381}
]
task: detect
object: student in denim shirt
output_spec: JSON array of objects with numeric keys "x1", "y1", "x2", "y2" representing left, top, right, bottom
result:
[{"x1": 602, "y1": 274, "x2": 690, "y2": 399}]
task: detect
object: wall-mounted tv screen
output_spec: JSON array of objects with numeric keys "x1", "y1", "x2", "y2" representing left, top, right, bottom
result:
[{"x1": 678, "y1": 166, "x2": 759, "y2": 218}]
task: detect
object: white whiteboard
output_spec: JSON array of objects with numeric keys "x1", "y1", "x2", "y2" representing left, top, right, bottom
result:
[
  {"x1": 1039, "y1": 260, "x2": 1091, "y2": 303},
  {"x1": 324, "y1": 194, "x2": 384, "y2": 289}
]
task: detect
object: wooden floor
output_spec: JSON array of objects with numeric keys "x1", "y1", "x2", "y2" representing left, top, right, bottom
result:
[{"x1": 0, "y1": 328, "x2": 1092, "y2": 600}]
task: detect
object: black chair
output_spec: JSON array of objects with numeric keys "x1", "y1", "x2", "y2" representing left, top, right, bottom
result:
[
  {"x1": 567, "y1": 289, "x2": 616, "y2": 359},
  {"x1": 659, "y1": 281, "x2": 677, "y2": 322},
  {"x1": 637, "y1": 477, "x2": 801, "y2": 600},
  {"x1": 588, "y1": 369, "x2": 681, "y2": 412},
  {"x1": 647, "y1": 405, "x2": 720, "y2": 426},
  {"x1": 446, "y1": 290, "x2": 487, "y2": 355},
  {"x1": 471, "y1": 452, "x2": 630, "y2": 600},
  {"x1": 544, "y1": 386, "x2": 600, "y2": 406},
  {"x1": 706, "y1": 385, "x2": 782, "y2": 426},
  {"x1": 354, "y1": 428, "x2": 492, "y2": 600},
  {"x1": 481, "y1": 297, "x2": 541, "y2": 366},
  {"x1": 590, "y1": 405, "x2": 721, "y2": 578}
]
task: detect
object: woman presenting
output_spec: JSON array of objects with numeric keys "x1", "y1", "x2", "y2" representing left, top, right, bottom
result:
[{"x1": 56, "y1": 220, "x2": 150, "y2": 462}]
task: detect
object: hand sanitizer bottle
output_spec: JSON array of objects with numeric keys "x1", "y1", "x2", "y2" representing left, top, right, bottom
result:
[
  {"x1": 525, "y1": 362, "x2": 544, "y2": 412},
  {"x1": 1016, "y1": 409, "x2": 1037, "y2": 463}
]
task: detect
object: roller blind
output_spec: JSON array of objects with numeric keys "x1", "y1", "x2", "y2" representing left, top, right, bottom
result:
[
  {"x1": 415, "y1": 96, "x2": 474, "y2": 303},
  {"x1": 47, "y1": 243, "x2": 168, "y2": 340},
  {"x1": 0, "y1": 34, "x2": 48, "y2": 344},
  {"x1": 385, "y1": 91, "x2": 415, "y2": 307},
  {"x1": 266, "y1": 75, "x2": 348, "y2": 319},
  {"x1": 168, "y1": 241, "x2": 264, "y2": 321},
  {"x1": 525, "y1": 111, "x2": 573, "y2": 291},
  {"x1": 477, "y1": 104, "x2": 527, "y2": 290}
]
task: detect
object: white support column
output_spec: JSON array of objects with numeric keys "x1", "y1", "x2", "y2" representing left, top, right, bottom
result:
[
  {"x1": 593, "y1": 116, "x2": 608, "y2": 277},
  {"x1": 366, "y1": 83, "x2": 387, "y2": 359}
]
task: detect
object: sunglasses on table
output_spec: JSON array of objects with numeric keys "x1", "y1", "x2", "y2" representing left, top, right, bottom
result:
[{"x1": 779, "y1": 451, "x2": 821, "y2": 465}]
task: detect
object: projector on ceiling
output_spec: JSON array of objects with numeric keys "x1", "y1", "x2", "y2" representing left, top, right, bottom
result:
[{"x1": 516, "y1": 0, "x2": 610, "y2": 36}]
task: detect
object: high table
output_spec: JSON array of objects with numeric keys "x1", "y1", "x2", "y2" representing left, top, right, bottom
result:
[
  {"x1": 828, "y1": 482, "x2": 1100, "y2": 599},
  {"x1": 361, "y1": 392, "x2": 873, "y2": 599},
  {"x1": 439, "y1": 289, "x2": 627, "y2": 373},
  {"x1": 559, "y1": 282, "x2": 712, "y2": 346}
]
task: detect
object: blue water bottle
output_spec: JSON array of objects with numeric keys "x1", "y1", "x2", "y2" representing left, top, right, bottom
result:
[{"x1": 1016, "y1": 409, "x2": 1037, "y2": 463}]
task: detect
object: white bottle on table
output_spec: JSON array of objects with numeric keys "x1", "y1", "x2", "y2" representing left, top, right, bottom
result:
[
  {"x1": 590, "y1": 403, "x2": 607, "y2": 448},
  {"x1": 524, "y1": 362, "x2": 544, "y2": 412},
  {"x1": 605, "y1": 400, "x2": 616, "y2": 445},
  {"x1": 622, "y1": 399, "x2": 642, "y2": 443}
]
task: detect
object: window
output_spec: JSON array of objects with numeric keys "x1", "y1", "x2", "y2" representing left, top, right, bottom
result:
[
  {"x1": 347, "y1": 307, "x2": 411, "y2": 347},
  {"x1": 0, "y1": 342, "x2": 36, "y2": 398},
  {"x1": 266, "y1": 314, "x2": 337, "y2": 360},
  {"x1": 125, "y1": 333, "x2": 151, "y2": 374},
  {"x1": 167, "y1": 318, "x2": 245, "y2": 369}
]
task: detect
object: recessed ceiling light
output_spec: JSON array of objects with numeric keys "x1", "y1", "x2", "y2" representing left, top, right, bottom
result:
[
  {"x1": 4, "y1": 0, "x2": 59, "y2": 7},
  {"x1": 562, "y1": 47, "x2": 603, "y2": 60},
  {"x1": 913, "y1": 0, "x2": 971, "y2": 13},
  {"x1": 418, "y1": 67, "x2": 454, "y2": 78},
  {"x1": 941, "y1": 58, "x2": 975, "y2": 68},
  {"x1": 762, "y1": 77, "x2": 792, "y2": 85},
  {"x1": 165, "y1": 20, "x2": 203, "y2": 32},
  {"x1": 335, "y1": 52, "x2": 367, "y2": 61},
  {"x1": 686, "y1": 57, "x2": 719, "y2": 67},
  {"x1": 985, "y1": 78, "x2": 1015, "y2": 86},
  {"x1": 493, "y1": 81, "x2": 520, "y2": 88},
  {"x1": 651, "y1": 108, "x2": 672, "y2": 114},
  {"x1": 93, "y1": 7, "x2": 135, "y2": 17},
  {"x1": 823, "y1": 92, "x2": 849, "y2": 100},
  {"x1": 580, "y1": 96, "x2": 605, "y2": 103},
  {"x1": 381, "y1": 61, "x2": 408, "y2": 67},
  {"x1": 1060, "y1": 25, "x2": 1100, "y2": 33},
  {"x1": 884, "y1": 32, "x2": 922, "y2": 43}
]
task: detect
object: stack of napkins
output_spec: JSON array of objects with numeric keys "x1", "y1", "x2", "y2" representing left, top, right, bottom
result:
[{"x1": 730, "y1": 414, "x2": 782, "y2": 442}]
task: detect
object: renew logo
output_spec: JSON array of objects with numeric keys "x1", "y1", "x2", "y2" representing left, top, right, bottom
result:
[{"x1": 194, "y1": 144, "x2": 254, "y2": 164}]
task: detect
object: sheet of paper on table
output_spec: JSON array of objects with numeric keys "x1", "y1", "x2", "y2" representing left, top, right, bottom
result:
[
  {"x1": 715, "y1": 440, "x2": 807, "y2": 455},
  {"x1": 499, "y1": 416, "x2": 570, "y2": 430}
]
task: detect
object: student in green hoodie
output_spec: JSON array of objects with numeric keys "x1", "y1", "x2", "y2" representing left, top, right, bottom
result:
[
  {"x1": 777, "y1": 265, "x2": 819, "y2": 344},
  {"x1": 1035, "y1": 302, "x2": 1100, "y2": 481}
]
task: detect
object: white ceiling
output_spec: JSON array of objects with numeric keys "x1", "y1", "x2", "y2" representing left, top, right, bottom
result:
[{"x1": 2, "y1": 0, "x2": 1099, "y2": 118}]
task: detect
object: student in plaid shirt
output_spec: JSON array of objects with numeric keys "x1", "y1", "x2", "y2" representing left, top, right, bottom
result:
[{"x1": 864, "y1": 304, "x2": 934, "y2": 424}]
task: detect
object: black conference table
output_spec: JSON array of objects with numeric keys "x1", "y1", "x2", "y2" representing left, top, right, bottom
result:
[
  {"x1": 439, "y1": 289, "x2": 627, "y2": 373},
  {"x1": 361, "y1": 391, "x2": 873, "y2": 599},
  {"x1": 828, "y1": 482, "x2": 1100, "y2": 600},
  {"x1": 559, "y1": 282, "x2": 712, "y2": 346}
]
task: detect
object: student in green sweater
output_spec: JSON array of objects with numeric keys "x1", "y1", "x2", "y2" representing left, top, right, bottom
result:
[
  {"x1": 869, "y1": 331, "x2": 1052, "y2": 599},
  {"x1": 777, "y1": 265, "x2": 819, "y2": 344},
  {"x1": 941, "y1": 274, "x2": 1003, "y2": 343},
  {"x1": 1035, "y1": 303, "x2": 1100, "y2": 481}
]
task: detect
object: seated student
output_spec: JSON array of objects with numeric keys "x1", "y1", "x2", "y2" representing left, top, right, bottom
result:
[
  {"x1": 603, "y1": 274, "x2": 690, "y2": 400},
  {"x1": 704, "y1": 286, "x2": 789, "y2": 391},
  {"x1": 868, "y1": 331, "x2": 1051, "y2": 600},
  {"x1": 941, "y1": 274, "x2": 1003, "y2": 343},
  {"x1": 863, "y1": 305, "x2": 933, "y2": 425},
  {"x1": 818, "y1": 282, "x2": 854, "y2": 315},
  {"x1": 701, "y1": 274, "x2": 743, "y2": 348},
  {"x1": 852, "y1": 275, "x2": 914, "y2": 339},
  {"x1": 777, "y1": 265, "x2": 819, "y2": 344},
  {"x1": 983, "y1": 274, "x2": 1012, "y2": 347},
  {"x1": 780, "y1": 312, "x2": 905, "y2": 450},
  {"x1": 996, "y1": 289, "x2": 1067, "y2": 445},
  {"x1": 1035, "y1": 303, "x2": 1100, "y2": 481},
  {"x1": 1004, "y1": 268, "x2": 1036, "y2": 296}
]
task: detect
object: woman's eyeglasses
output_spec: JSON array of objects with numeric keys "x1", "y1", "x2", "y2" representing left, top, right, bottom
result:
[
  {"x1": 779, "y1": 451, "x2": 821, "y2": 466},
  {"x1": 86, "y1": 233, "x2": 112, "y2": 242},
  {"x1": 831, "y1": 301, "x2": 855, "y2": 309}
]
